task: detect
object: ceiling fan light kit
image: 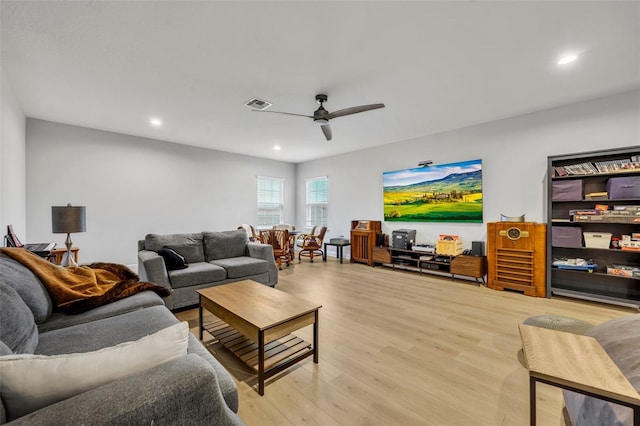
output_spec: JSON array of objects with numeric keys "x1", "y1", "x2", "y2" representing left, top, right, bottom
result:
[{"x1": 255, "y1": 93, "x2": 385, "y2": 141}]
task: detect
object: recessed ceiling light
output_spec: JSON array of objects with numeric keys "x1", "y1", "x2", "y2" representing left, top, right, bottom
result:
[
  {"x1": 558, "y1": 54, "x2": 578, "y2": 65},
  {"x1": 273, "y1": 145, "x2": 281, "y2": 151},
  {"x1": 150, "y1": 118, "x2": 163, "y2": 127}
]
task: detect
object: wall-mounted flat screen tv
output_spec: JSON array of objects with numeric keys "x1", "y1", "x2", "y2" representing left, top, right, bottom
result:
[{"x1": 383, "y1": 159, "x2": 483, "y2": 222}]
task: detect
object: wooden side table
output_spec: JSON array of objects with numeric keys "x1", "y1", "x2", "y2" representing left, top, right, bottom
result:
[
  {"x1": 50, "y1": 247, "x2": 79, "y2": 265},
  {"x1": 519, "y1": 323, "x2": 640, "y2": 425}
]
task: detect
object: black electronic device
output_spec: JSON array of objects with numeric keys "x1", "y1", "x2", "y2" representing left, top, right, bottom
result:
[
  {"x1": 471, "y1": 241, "x2": 484, "y2": 256},
  {"x1": 434, "y1": 255, "x2": 452, "y2": 263},
  {"x1": 392, "y1": 229, "x2": 416, "y2": 250}
]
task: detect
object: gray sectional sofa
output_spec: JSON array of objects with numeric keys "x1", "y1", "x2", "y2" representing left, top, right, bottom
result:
[
  {"x1": 0, "y1": 253, "x2": 244, "y2": 425},
  {"x1": 562, "y1": 314, "x2": 640, "y2": 426},
  {"x1": 138, "y1": 229, "x2": 278, "y2": 310}
]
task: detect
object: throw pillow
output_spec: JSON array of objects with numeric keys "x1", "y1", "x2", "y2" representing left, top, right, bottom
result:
[
  {"x1": 0, "y1": 321, "x2": 189, "y2": 421},
  {"x1": 158, "y1": 246, "x2": 188, "y2": 270}
]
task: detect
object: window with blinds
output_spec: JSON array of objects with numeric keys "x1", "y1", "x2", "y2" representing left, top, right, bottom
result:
[
  {"x1": 257, "y1": 177, "x2": 284, "y2": 226},
  {"x1": 306, "y1": 176, "x2": 328, "y2": 227}
]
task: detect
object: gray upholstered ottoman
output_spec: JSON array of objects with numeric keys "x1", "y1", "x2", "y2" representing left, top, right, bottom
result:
[{"x1": 522, "y1": 314, "x2": 595, "y2": 335}]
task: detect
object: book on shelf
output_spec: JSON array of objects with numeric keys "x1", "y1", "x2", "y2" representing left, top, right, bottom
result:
[
  {"x1": 563, "y1": 161, "x2": 598, "y2": 175},
  {"x1": 553, "y1": 166, "x2": 568, "y2": 177},
  {"x1": 583, "y1": 192, "x2": 608, "y2": 201},
  {"x1": 557, "y1": 158, "x2": 640, "y2": 176},
  {"x1": 585, "y1": 194, "x2": 609, "y2": 201}
]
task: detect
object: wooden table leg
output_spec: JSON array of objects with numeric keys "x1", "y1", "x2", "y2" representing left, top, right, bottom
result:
[
  {"x1": 198, "y1": 298, "x2": 204, "y2": 340},
  {"x1": 530, "y1": 376, "x2": 536, "y2": 426},
  {"x1": 258, "y1": 330, "x2": 265, "y2": 396},
  {"x1": 313, "y1": 310, "x2": 319, "y2": 363}
]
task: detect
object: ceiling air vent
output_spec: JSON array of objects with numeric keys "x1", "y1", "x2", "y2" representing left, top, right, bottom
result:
[{"x1": 244, "y1": 97, "x2": 272, "y2": 110}]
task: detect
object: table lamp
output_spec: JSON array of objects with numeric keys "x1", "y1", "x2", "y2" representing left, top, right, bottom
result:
[{"x1": 52, "y1": 204, "x2": 86, "y2": 267}]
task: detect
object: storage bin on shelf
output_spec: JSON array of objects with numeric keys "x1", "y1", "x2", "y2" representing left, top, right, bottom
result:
[
  {"x1": 552, "y1": 180, "x2": 583, "y2": 201},
  {"x1": 552, "y1": 226, "x2": 582, "y2": 248},
  {"x1": 607, "y1": 176, "x2": 640, "y2": 199},
  {"x1": 583, "y1": 232, "x2": 612, "y2": 248}
]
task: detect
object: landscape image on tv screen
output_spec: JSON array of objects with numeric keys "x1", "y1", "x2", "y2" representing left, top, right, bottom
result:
[{"x1": 383, "y1": 159, "x2": 483, "y2": 222}]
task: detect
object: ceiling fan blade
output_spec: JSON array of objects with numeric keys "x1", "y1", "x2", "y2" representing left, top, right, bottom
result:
[
  {"x1": 320, "y1": 123, "x2": 332, "y2": 141},
  {"x1": 326, "y1": 103, "x2": 385, "y2": 120},
  {"x1": 254, "y1": 110, "x2": 314, "y2": 118}
]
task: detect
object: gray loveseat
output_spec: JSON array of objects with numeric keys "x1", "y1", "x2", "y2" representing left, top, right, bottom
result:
[
  {"x1": 0, "y1": 253, "x2": 244, "y2": 425},
  {"x1": 138, "y1": 229, "x2": 278, "y2": 310}
]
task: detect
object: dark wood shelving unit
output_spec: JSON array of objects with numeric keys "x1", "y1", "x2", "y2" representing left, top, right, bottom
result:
[
  {"x1": 547, "y1": 146, "x2": 640, "y2": 308},
  {"x1": 372, "y1": 246, "x2": 487, "y2": 283}
]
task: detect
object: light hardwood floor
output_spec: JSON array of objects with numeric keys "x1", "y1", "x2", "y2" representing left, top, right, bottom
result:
[{"x1": 175, "y1": 258, "x2": 635, "y2": 425}]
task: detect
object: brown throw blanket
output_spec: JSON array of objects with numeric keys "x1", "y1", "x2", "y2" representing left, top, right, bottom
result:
[{"x1": 0, "y1": 248, "x2": 171, "y2": 314}]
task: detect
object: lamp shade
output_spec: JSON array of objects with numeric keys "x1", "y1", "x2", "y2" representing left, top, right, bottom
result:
[{"x1": 52, "y1": 205, "x2": 86, "y2": 234}]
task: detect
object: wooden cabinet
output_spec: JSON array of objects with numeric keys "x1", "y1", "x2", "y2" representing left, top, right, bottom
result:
[
  {"x1": 372, "y1": 246, "x2": 392, "y2": 264},
  {"x1": 450, "y1": 255, "x2": 487, "y2": 283},
  {"x1": 487, "y1": 222, "x2": 547, "y2": 297},
  {"x1": 547, "y1": 147, "x2": 640, "y2": 308},
  {"x1": 350, "y1": 220, "x2": 381, "y2": 266}
]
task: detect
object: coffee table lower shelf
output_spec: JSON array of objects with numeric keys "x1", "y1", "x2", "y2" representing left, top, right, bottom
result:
[{"x1": 204, "y1": 317, "x2": 313, "y2": 373}]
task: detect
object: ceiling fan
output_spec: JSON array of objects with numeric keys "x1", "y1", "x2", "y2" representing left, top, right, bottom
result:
[{"x1": 256, "y1": 94, "x2": 385, "y2": 141}]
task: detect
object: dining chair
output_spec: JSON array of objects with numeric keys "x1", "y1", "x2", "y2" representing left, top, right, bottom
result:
[
  {"x1": 273, "y1": 224, "x2": 295, "y2": 231},
  {"x1": 297, "y1": 226, "x2": 327, "y2": 263},
  {"x1": 259, "y1": 229, "x2": 291, "y2": 270},
  {"x1": 238, "y1": 224, "x2": 260, "y2": 242}
]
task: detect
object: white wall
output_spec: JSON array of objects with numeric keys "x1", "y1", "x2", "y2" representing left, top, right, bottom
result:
[
  {"x1": 0, "y1": 67, "x2": 26, "y2": 237},
  {"x1": 23, "y1": 90, "x2": 640, "y2": 265},
  {"x1": 26, "y1": 120, "x2": 296, "y2": 265},
  {"x1": 296, "y1": 90, "x2": 640, "y2": 257}
]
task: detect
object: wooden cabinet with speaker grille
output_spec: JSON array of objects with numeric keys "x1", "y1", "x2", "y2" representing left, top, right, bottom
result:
[
  {"x1": 487, "y1": 222, "x2": 547, "y2": 297},
  {"x1": 350, "y1": 220, "x2": 382, "y2": 266}
]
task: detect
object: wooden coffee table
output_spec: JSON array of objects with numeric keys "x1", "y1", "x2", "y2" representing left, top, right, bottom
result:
[{"x1": 197, "y1": 280, "x2": 321, "y2": 395}]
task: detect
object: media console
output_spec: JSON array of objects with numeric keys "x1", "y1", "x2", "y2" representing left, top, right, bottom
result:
[{"x1": 371, "y1": 246, "x2": 487, "y2": 284}]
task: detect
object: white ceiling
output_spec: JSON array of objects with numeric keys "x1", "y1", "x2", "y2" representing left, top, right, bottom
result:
[{"x1": 2, "y1": 1, "x2": 639, "y2": 164}]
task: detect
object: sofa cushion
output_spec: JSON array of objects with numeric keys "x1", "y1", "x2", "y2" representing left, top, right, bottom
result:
[
  {"x1": 0, "y1": 322, "x2": 189, "y2": 421},
  {"x1": 0, "y1": 254, "x2": 53, "y2": 323},
  {"x1": 145, "y1": 233, "x2": 205, "y2": 263},
  {"x1": 38, "y1": 291, "x2": 166, "y2": 333},
  {"x1": 36, "y1": 305, "x2": 178, "y2": 355},
  {"x1": 563, "y1": 314, "x2": 640, "y2": 426},
  {"x1": 210, "y1": 257, "x2": 269, "y2": 279},
  {"x1": 203, "y1": 230, "x2": 247, "y2": 261},
  {"x1": 0, "y1": 282, "x2": 38, "y2": 354},
  {"x1": 168, "y1": 262, "x2": 227, "y2": 289},
  {"x1": 158, "y1": 246, "x2": 188, "y2": 271}
]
